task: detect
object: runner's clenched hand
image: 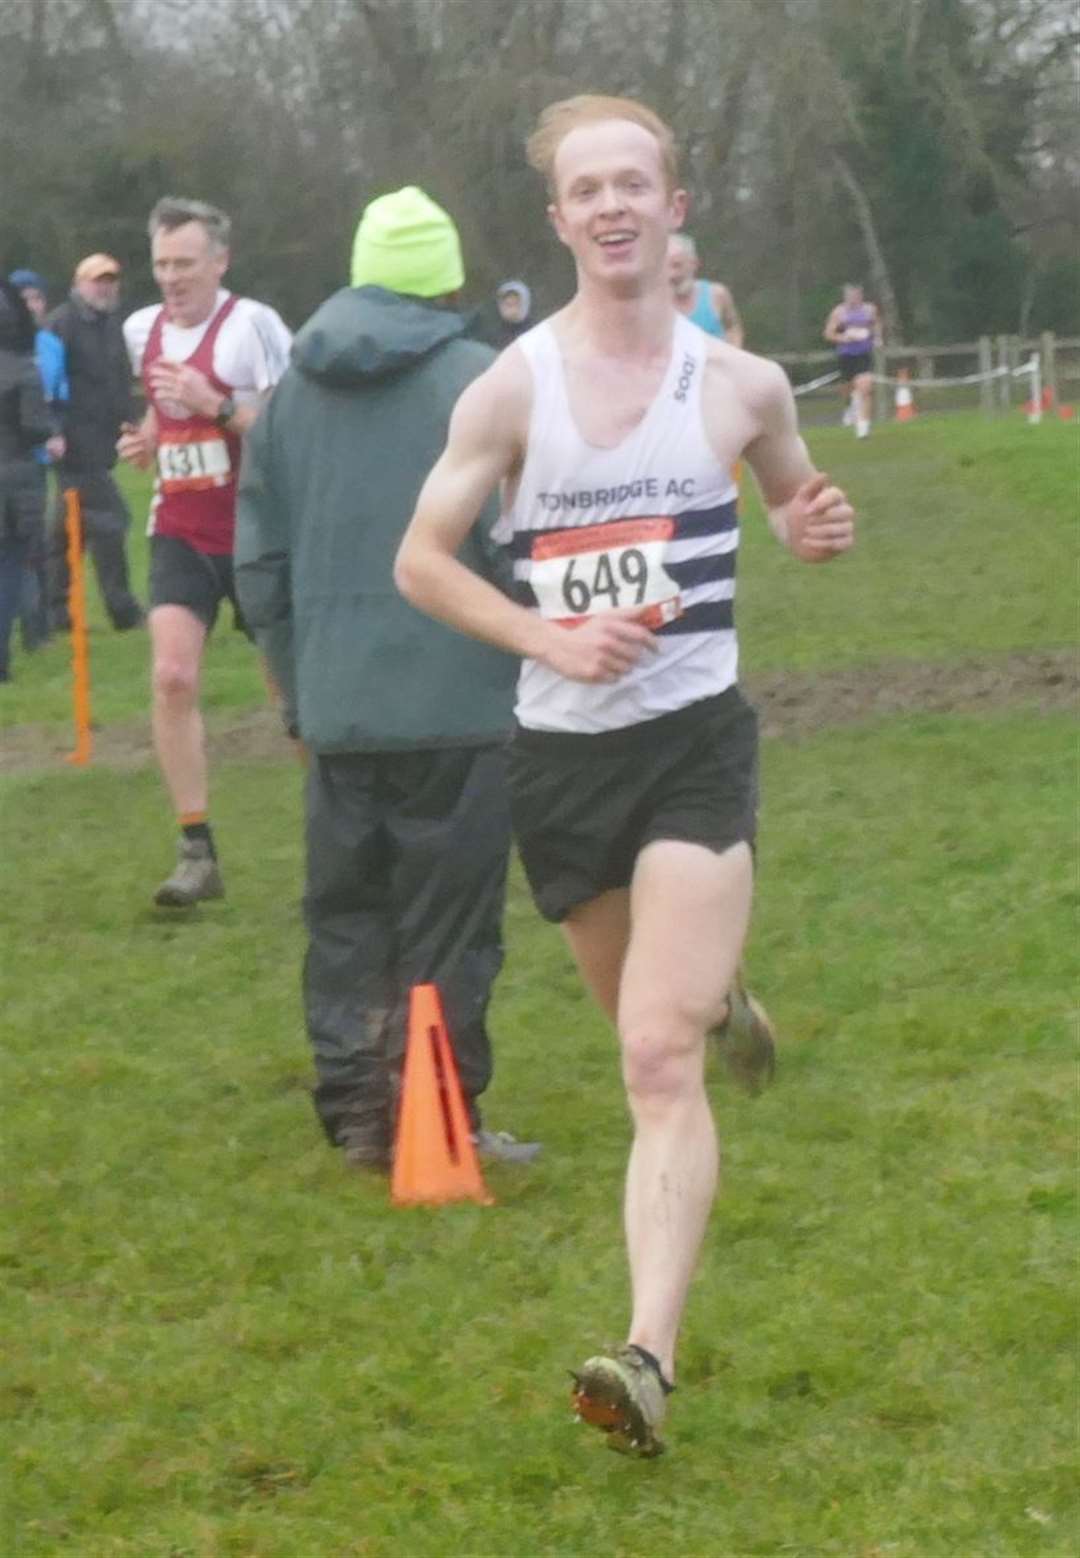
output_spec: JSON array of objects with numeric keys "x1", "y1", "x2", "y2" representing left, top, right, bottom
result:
[
  {"x1": 537, "y1": 608, "x2": 658, "y2": 684},
  {"x1": 785, "y1": 471, "x2": 855, "y2": 563},
  {"x1": 147, "y1": 360, "x2": 223, "y2": 419},
  {"x1": 117, "y1": 420, "x2": 155, "y2": 469}
]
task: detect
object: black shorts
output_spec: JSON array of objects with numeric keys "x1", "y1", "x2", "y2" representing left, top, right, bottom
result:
[
  {"x1": 839, "y1": 352, "x2": 873, "y2": 382},
  {"x1": 508, "y1": 686, "x2": 759, "y2": 923},
  {"x1": 148, "y1": 533, "x2": 248, "y2": 634}
]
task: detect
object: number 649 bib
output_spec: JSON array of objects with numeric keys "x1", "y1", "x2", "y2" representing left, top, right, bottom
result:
[{"x1": 529, "y1": 517, "x2": 683, "y2": 630}]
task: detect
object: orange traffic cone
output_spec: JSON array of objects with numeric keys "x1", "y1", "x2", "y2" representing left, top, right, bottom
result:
[
  {"x1": 894, "y1": 367, "x2": 916, "y2": 422},
  {"x1": 391, "y1": 984, "x2": 494, "y2": 1207}
]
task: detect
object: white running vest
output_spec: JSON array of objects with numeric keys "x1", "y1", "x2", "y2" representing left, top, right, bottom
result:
[{"x1": 495, "y1": 315, "x2": 740, "y2": 733}]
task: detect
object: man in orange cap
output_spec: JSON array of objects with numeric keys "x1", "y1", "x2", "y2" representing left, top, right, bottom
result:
[{"x1": 46, "y1": 252, "x2": 143, "y2": 632}]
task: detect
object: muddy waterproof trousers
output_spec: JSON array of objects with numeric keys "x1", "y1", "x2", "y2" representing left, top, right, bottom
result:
[{"x1": 303, "y1": 744, "x2": 511, "y2": 1155}]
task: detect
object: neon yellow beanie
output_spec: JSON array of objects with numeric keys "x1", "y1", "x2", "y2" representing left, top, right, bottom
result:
[{"x1": 350, "y1": 186, "x2": 465, "y2": 298}]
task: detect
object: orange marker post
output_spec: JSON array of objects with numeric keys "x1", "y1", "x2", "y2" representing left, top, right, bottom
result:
[
  {"x1": 391, "y1": 983, "x2": 494, "y2": 1207},
  {"x1": 63, "y1": 487, "x2": 93, "y2": 766}
]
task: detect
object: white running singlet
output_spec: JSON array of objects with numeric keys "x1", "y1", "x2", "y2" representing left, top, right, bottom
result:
[{"x1": 495, "y1": 314, "x2": 739, "y2": 733}]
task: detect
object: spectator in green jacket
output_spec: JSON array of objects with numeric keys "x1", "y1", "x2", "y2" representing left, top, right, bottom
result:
[{"x1": 235, "y1": 186, "x2": 539, "y2": 1173}]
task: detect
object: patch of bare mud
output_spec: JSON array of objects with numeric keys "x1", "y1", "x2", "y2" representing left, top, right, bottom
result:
[
  {"x1": 1, "y1": 650, "x2": 1075, "y2": 776},
  {"x1": 745, "y1": 648, "x2": 1077, "y2": 740}
]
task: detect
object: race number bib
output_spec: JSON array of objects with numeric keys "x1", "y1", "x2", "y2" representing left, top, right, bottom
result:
[
  {"x1": 844, "y1": 326, "x2": 871, "y2": 343},
  {"x1": 529, "y1": 517, "x2": 682, "y2": 629},
  {"x1": 157, "y1": 429, "x2": 232, "y2": 493}
]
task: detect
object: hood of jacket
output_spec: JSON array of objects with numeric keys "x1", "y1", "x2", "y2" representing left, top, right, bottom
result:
[{"x1": 290, "y1": 285, "x2": 466, "y2": 386}]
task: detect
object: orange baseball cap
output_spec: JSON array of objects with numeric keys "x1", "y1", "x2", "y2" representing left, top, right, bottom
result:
[{"x1": 74, "y1": 253, "x2": 122, "y2": 283}]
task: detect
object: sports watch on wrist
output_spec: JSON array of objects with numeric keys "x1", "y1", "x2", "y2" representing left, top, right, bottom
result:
[{"x1": 214, "y1": 395, "x2": 237, "y2": 428}]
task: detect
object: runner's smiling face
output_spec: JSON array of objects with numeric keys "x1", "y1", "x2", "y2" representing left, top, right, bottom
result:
[
  {"x1": 548, "y1": 120, "x2": 686, "y2": 294},
  {"x1": 152, "y1": 221, "x2": 229, "y2": 328}
]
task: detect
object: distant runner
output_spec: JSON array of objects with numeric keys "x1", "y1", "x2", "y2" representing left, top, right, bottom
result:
[
  {"x1": 667, "y1": 233, "x2": 743, "y2": 346},
  {"x1": 824, "y1": 283, "x2": 880, "y2": 438},
  {"x1": 119, "y1": 197, "x2": 291, "y2": 907}
]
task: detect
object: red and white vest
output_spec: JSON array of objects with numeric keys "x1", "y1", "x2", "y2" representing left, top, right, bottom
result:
[{"x1": 143, "y1": 295, "x2": 242, "y2": 556}]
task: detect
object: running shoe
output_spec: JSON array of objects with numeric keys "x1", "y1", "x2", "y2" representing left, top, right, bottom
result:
[
  {"x1": 713, "y1": 973, "x2": 776, "y2": 1095},
  {"x1": 570, "y1": 1345, "x2": 668, "y2": 1457},
  {"x1": 154, "y1": 838, "x2": 225, "y2": 908}
]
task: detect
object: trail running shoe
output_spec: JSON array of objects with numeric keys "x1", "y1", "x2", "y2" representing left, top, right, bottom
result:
[
  {"x1": 570, "y1": 1345, "x2": 668, "y2": 1458},
  {"x1": 713, "y1": 973, "x2": 776, "y2": 1096},
  {"x1": 154, "y1": 838, "x2": 225, "y2": 908}
]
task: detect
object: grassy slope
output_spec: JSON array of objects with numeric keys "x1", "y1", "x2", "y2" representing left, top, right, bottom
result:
[{"x1": 2, "y1": 413, "x2": 1077, "y2": 1556}]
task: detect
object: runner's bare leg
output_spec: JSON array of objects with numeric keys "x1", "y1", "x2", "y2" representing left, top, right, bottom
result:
[
  {"x1": 150, "y1": 604, "x2": 208, "y2": 815},
  {"x1": 619, "y1": 839, "x2": 751, "y2": 1380},
  {"x1": 562, "y1": 887, "x2": 630, "y2": 1020}
]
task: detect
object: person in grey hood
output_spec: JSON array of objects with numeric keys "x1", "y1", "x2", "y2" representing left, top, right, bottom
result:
[{"x1": 235, "y1": 186, "x2": 539, "y2": 1173}]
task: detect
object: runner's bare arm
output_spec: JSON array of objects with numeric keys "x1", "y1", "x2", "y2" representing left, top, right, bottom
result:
[
  {"x1": 396, "y1": 357, "x2": 658, "y2": 684},
  {"x1": 823, "y1": 305, "x2": 845, "y2": 345},
  {"x1": 714, "y1": 284, "x2": 744, "y2": 349},
  {"x1": 744, "y1": 363, "x2": 855, "y2": 564}
]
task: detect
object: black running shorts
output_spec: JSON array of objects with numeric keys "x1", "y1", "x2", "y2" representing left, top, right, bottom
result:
[
  {"x1": 508, "y1": 686, "x2": 759, "y2": 923},
  {"x1": 149, "y1": 533, "x2": 248, "y2": 634},
  {"x1": 839, "y1": 352, "x2": 873, "y2": 382}
]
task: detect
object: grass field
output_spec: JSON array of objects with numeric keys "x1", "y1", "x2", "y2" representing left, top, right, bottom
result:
[{"x1": 2, "y1": 413, "x2": 1076, "y2": 1556}]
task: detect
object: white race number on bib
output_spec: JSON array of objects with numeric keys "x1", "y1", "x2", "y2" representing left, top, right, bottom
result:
[
  {"x1": 529, "y1": 517, "x2": 682, "y2": 629},
  {"x1": 157, "y1": 431, "x2": 231, "y2": 493}
]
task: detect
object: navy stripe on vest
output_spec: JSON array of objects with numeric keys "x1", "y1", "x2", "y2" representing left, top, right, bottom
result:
[
  {"x1": 665, "y1": 552, "x2": 737, "y2": 589},
  {"x1": 658, "y1": 599, "x2": 734, "y2": 635},
  {"x1": 505, "y1": 499, "x2": 738, "y2": 561}
]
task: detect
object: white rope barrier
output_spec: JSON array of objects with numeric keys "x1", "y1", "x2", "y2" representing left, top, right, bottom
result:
[
  {"x1": 871, "y1": 358, "x2": 1037, "y2": 390},
  {"x1": 792, "y1": 370, "x2": 841, "y2": 396}
]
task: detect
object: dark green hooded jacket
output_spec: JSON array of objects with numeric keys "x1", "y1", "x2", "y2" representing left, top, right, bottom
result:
[{"x1": 235, "y1": 286, "x2": 517, "y2": 752}]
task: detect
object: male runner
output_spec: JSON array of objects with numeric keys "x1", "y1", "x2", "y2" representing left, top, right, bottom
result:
[
  {"x1": 824, "y1": 282, "x2": 880, "y2": 438},
  {"x1": 118, "y1": 197, "x2": 291, "y2": 907},
  {"x1": 667, "y1": 233, "x2": 743, "y2": 346},
  {"x1": 395, "y1": 95, "x2": 855, "y2": 1457}
]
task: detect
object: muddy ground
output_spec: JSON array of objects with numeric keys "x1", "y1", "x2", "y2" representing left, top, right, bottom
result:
[{"x1": 0, "y1": 649, "x2": 1075, "y2": 776}]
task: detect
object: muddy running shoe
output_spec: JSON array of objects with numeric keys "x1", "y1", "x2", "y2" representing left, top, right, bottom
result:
[
  {"x1": 570, "y1": 1345, "x2": 670, "y2": 1458},
  {"x1": 713, "y1": 973, "x2": 776, "y2": 1096},
  {"x1": 153, "y1": 838, "x2": 225, "y2": 908}
]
